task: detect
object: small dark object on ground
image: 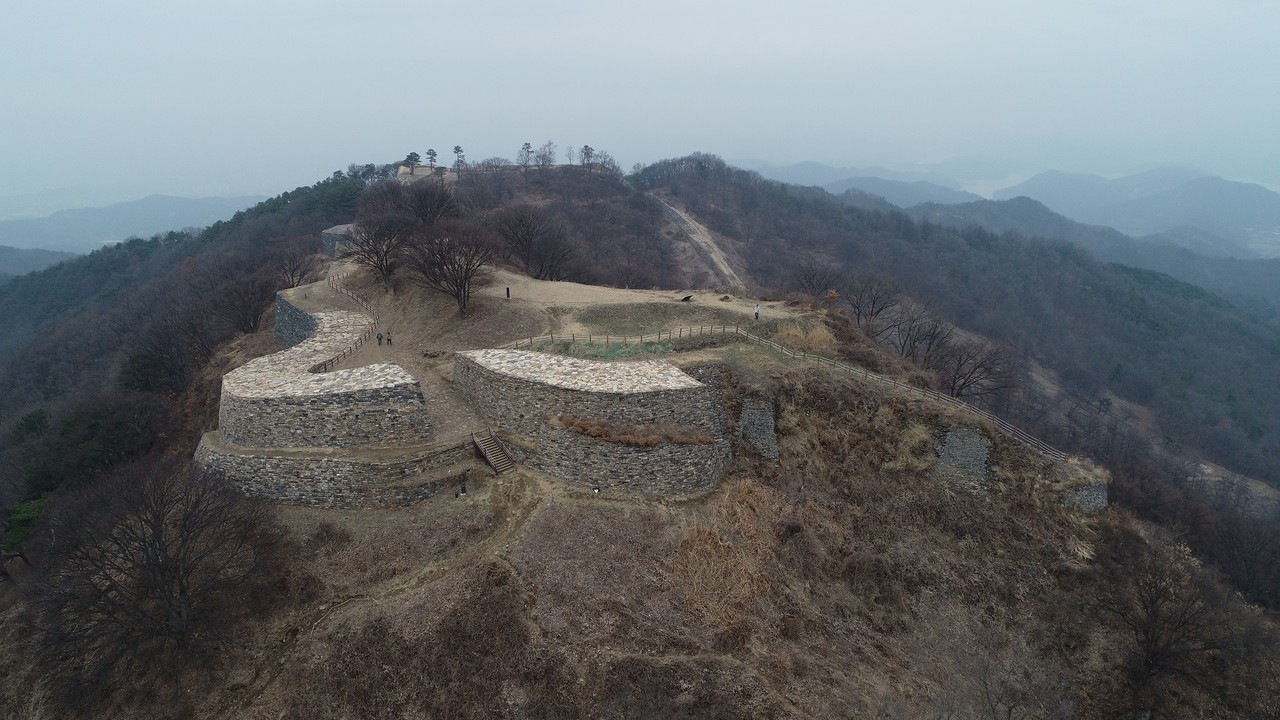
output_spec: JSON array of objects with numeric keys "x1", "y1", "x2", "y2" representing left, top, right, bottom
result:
[{"x1": 680, "y1": 295, "x2": 693, "y2": 302}]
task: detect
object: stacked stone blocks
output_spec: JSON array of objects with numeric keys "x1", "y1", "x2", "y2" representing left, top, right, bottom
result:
[
  {"x1": 454, "y1": 350, "x2": 731, "y2": 495},
  {"x1": 196, "y1": 291, "x2": 451, "y2": 508}
]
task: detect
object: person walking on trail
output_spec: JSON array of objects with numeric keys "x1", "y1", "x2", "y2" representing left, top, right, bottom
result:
[
  {"x1": 376, "y1": 331, "x2": 383, "y2": 346},
  {"x1": 754, "y1": 303, "x2": 760, "y2": 321},
  {"x1": 385, "y1": 333, "x2": 392, "y2": 347}
]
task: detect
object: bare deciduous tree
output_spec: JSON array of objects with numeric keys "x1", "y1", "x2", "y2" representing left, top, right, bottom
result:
[
  {"x1": 401, "y1": 181, "x2": 461, "y2": 228},
  {"x1": 843, "y1": 276, "x2": 902, "y2": 340},
  {"x1": 27, "y1": 463, "x2": 283, "y2": 704},
  {"x1": 535, "y1": 141, "x2": 557, "y2": 171},
  {"x1": 272, "y1": 239, "x2": 321, "y2": 288},
  {"x1": 401, "y1": 221, "x2": 496, "y2": 313},
  {"x1": 490, "y1": 205, "x2": 575, "y2": 281},
  {"x1": 790, "y1": 260, "x2": 843, "y2": 299},
  {"x1": 345, "y1": 213, "x2": 414, "y2": 294},
  {"x1": 935, "y1": 340, "x2": 1017, "y2": 400},
  {"x1": 1096, "y1": 529, "x2": 1263, "y2": 718}
]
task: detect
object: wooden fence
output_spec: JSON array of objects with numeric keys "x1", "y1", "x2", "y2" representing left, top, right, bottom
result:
[{"x1": 309, "y1": 274, "x2": 381, "y2": 374}]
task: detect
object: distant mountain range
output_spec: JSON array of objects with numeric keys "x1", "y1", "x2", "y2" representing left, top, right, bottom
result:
[
  {"x1": 0, "y1": 245, "x2": 78, "y2": 279},
  {"x1": 993, "y1": 169, "x2": 1280, "y2": 258},
  {"x1": 824, "y1": 177, "x2": 983, "y2": 207},
  {"x1": 745, "y1": 161, "x2": 966, "y2": 191},
  {"x1": 908, "y1": 196, "x2": 1280, "y2": 318},
  {"x1": 0, "y1": 194, "x2": 266, "y2": 253}
]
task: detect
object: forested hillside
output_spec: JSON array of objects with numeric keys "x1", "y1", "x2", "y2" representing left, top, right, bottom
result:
[
  {"x1": 907, "y1": 196, "x2": 1280, "y2": 320},
  {"x1": 634, "y1": 154, "x2": 1280, "y2": 490},
  {"x1": 0, "y1": 155, "x2": 1277, "y2": 719}
]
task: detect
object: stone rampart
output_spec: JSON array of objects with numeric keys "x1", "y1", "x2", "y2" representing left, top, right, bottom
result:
[
  {"x1": 930, "y1": 427, "x2": 992, "y2": 494},
  {"x1": 219, "y1": 306, "x2": 429, "y2": 449},
  {"x1": 454, "y1": 350, "x2": 729, "y2": 495},
  {"x1": 195, "y1": 434, "x2": 470, "y2": 508},
  {"x1": 321, "y1": 224, "x2": 353, "y2": 257},
  {"x1": 454, "y1": 350, "x2": 723, "y2": 437},
  {"x1": 503, "y1": 425, "x2": 730, "y2": 495},
  {"x1": 1062, "y1": 482, "x2": 1108, "y2": 514},
  {"x1": 738, "y1": 396, "x2": 779, "y2": 460},
  {"x1": 274, "y1": 294, "x2": 318, "y2": 349}
]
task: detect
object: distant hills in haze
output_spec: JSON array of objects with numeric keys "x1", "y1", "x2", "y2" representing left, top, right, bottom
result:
[
  {"x1": 0, "y1": 245, "x2": 79, "y2": 280},
  {"x1": 0, "y1": 194, "x2": 266, "y2": 254},
  {"x1": 993, "y1": 169, "x2": 1280, "y2": 258},
  {"x1": 907, "y1": 195, "x2": 1280, "y2": 318},
  {"x1": 752, "y1": 160, "x2": 1280, "y2": 260}
]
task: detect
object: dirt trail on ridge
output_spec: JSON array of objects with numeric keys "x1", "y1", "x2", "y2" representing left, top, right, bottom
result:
[{"x1": 653, "y1": 196, "x2": 748, "y2": 293}]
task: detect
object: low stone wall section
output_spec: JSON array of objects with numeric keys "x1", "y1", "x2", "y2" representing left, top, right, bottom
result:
[
  {"x1": 455, "y1": 351, "x2": 730, "y2": 495},
  {"x1": 930, "y1": 427, "x2": 992, "y2": 494},
  {"x1": 501, "y1": 425, "x2": 730, "y2": 495},
  {"x1": 454, "y1": 350, "x2": 724, "y2": 439},
  {"x1": 219, "y1": 299, "x2": 429, "y2": 449},
  {"x1": 321, "y1": 224, "x2": 353, "y2": 258},
  {"x1": 738, "y1": 396, "x2": 779, "y2": 460},
  {"x1": 195, "y1": 433, "x2": 473, "y2": 508},
  {"x1": 1062, "y1": 482, "x2": 1108, "y2": 514},
  {"x1": 274, "y1": 294, "x2": 318, "y2": 348}
]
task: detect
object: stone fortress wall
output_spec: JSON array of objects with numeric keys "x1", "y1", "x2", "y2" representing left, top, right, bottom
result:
[
  {"x1": 218, "y1": 294, "x2": 429, "y2": 449},
  {"x1": 454, "y1": 350, "x2": 731, "y2": 495},
  {"x1": 195, "y1": 288, "x2": 457, "y2": 508},
  {"x1": 321, "y1": 224, "x2": 353, "y2": 258}
]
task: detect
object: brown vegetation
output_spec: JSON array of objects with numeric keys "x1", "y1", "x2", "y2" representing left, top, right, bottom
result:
[{"x1": 554, "y1": 414, "x2": 714, "y2": 446}]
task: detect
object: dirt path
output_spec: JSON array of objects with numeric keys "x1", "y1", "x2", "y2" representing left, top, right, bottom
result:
[{"x1": 653, "y1": 196, "x2": 748, "y2": 293}]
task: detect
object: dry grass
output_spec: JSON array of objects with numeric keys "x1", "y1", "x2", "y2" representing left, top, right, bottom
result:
[
  {"x1": 774, "y1": 321, "x2": 836, "y2": 353},
  {"x1": 553, "y1": 414, "x2": 714, "y2": 446}
]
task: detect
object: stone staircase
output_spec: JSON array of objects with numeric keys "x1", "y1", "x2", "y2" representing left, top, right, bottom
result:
[{"x1": 473, "y1": 431, "x2": 515, "y2": 475}]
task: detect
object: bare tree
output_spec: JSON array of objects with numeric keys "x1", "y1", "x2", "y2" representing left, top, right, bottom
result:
[
  {"x1": 490, "y1": 204, "x2": 575, "y2": 280},
  {"x1": 790, "y1": 259, "x2": 843, "y2": 299},
  {"x1": 580, "y1": 144, "x2": 596, "y2": 171},
  {"x1": 27, "y1": 463, "x2": 282, "y2": 704},
  {"x1": 843, "y1": 275, "x2": 901, "y2": 340},
  {"x1": 401, "y1": 181, "x2": 461, "y2": 228},
  {"x1": 401, "y1": 221, "x2": 496, "y2": 313},
  {"x1": 345, "y1": 213, "x2": 414, "y2": 294},
  {"x1": 564, "y1": 145, "x2": 578, "y2": 166},
  {"x1": 887, "y1": 302, "x2": 952, "y2": 365},
  {"x1": 595, "y1": 150, "x2": 623, "y2": 179},
  {"x1": 476, "y1": 156, "x2": 512, "y2": 175},
  {"x1": 210, "y1": 271, "x2": 277, "y2": 334},
  {"x1": 535, "y1": 141, "x2": 557, "y2": 171},
  {"x1": 356, "y1": 179, "x2": 408, "y2": 217},
  {"x1": 935, "y1": 340, "x2": 1017, "y2": 399},
  {"x1": 272, "y1": 238, "x2": 321, "y2": 288},
  {"x1": 1097, "y1": 529, "x2": 1261, "y2": 718}
]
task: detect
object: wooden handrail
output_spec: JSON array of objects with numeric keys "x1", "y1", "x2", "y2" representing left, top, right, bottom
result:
[{"x1": 310, "y1": 274, "x2": 380, "y2": 373}]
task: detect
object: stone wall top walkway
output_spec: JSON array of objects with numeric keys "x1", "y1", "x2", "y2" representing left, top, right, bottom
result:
[
  {"x1": 456, "y1": 349, "x2": 704, "y2": 394},
  {"x1": 224, "y1": 310, "x2": 416, "y2": 398}
]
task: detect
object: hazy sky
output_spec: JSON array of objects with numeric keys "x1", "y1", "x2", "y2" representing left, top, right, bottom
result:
[{"x1": 4, "y1": 0, "x2": 1277, "y2": 215}]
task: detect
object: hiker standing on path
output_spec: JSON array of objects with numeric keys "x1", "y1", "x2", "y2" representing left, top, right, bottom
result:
[
  {"x1": 385, "y1": 333, "x2": 392, "y2": 346},
  {"x1": 376, "y1": 331, "x2": 383, "y2": 346},
  {"x1": 754, "y1": 303, "x2": 760, "y2": 321}
]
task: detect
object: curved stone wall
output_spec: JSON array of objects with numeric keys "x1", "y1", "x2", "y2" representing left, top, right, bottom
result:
[
  {"x1": 454, "y1": 350, "x2": 723, "y2": 438},
  {"x1": 219, "y1": 299, "x2": 430, "y2": 449},
  {"x1": 454, "y1": 350, "x2": 729, "y2": 495}
]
